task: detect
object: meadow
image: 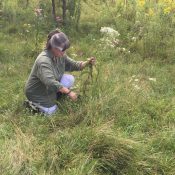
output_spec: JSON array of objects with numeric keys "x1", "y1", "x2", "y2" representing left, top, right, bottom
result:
[{"x1": 0, "y1": 0, "x2": 175, "y2": 174}]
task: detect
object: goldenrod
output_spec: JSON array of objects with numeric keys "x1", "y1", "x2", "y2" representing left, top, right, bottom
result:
[{"x1": 164, "y1": 6, "x2": 171, "y2": 14}]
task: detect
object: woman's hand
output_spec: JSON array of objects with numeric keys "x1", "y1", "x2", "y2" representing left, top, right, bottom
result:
[
  {"x1": 68, "y1": 91, "x2": 78, "y2": 101},
  {"x1": 80, "y1": 57, "x2": 96, "y2": 69},
  {"x1": 87, "y1": 57, "x2": 96, "y2": 65},
  {"x1": 59, "y1": 87, "x2": 78, "y2": 101}
]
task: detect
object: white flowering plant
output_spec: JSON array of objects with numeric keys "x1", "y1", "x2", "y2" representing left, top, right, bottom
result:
[
  {"x1": 100, "y1": 27, "x2": 120, "y2": 37},
  {"x1": 99, "y1": 27, "x2": 130, "y2": 54}
]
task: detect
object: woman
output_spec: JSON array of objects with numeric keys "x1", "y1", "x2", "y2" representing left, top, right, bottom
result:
[{"x1": 25, "y1": 29, "x2": 95, "y2": 115}]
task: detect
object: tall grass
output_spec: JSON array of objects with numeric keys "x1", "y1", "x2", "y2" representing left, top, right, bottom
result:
[{"x1": 0, "y1": 0, "x2": 175, "y2": 174}]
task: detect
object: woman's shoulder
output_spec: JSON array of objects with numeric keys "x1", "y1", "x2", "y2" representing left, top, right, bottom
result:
[{"x1": 36, "y1": 50, "x2": 52, "y2": 65}]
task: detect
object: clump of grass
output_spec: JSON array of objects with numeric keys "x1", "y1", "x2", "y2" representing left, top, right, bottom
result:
[{"x1": 89, "y1": 135, "x2": 137, "y2": 174}]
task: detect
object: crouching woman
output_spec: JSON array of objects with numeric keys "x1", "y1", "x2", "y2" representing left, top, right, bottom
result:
[{"x1": 25, "y1": 29, "x2": 95, "y2": 115}]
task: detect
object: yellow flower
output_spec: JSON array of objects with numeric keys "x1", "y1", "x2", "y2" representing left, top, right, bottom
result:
[
  {"x1": 148, "y1": 8, "x2": 154, "y2": 16},
  {"x1": 164, "y1": 7, "x2": 171, "y2": 14},
  {"x1": 138, "y1": 0, "x2": 145, "y2": 7},
  {"x1": 171, "y1": 3, "x2": 175, "y2": 10},
  {"x1": 164, "y1": 0, "x2": 172, "y2": 4}
]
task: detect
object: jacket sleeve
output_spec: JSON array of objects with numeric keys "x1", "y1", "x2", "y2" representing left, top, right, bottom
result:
[
  {"x1": 65, "y1": 55, "x2": 83, "y2": 72},
  {"x1": 37, "y1": 62, "x2": 63, "y2": 92}
]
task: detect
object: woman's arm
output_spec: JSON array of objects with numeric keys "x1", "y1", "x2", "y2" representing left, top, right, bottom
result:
[
  {"x1": 37, "y1": 62, "x2": 64, "y2": 91},
  {"x1": 59, "y1": 87, "x2": 77, "y2": 101},
  {"x1": 65, "y1": 56, "x2": 83, "y2": 71},
  {"x1": 37, "y1": 61, "x2": 78, "y2": 101},
  {"x1": 65, "y1": 56, "x2": 96, "y2": 71}
]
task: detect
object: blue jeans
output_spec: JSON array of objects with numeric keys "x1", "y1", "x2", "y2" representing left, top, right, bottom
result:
[{"x1": 38, "y1": 74, "x2": 75, "y2": 115}]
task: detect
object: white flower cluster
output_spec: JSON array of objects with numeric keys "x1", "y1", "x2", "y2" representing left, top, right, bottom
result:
[
  {"x1": 100, "y1": 27, "x2": 120, "y2": 37},
  {"x1": 148, "y1": 78, "x2": 156, "y2": 82},
  {"x1": 117, "y1": 47, "x2": 130, "y2": 53},
  {"x1": 129, "y1": 75, "x2": 141, "y2": 90},
  {"x1": 99, "y1": 27, "x2": 120, "y2": 48},
  {"x1": 131, "y1": 37, "x2": 137, "y2": 42},
  {"x1": 99, "y1": 27, "x2": 130, "y2": 54},
  {"x1": 23, "y1": 23, "x2": 32, "y2": 33}
]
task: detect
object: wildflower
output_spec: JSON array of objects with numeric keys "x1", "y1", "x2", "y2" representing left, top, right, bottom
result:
[
  {"x1": 110, "y1": 44, "x2": 115, "y2": 48},
  {"x1": 100, "y1": 27, "x2": 120, "y2": 37},
  {"x1": 148, "y1": 8, "x2": 154, "y2": 16},
  {"x1": 23, "y1": 24, "x2": 28, "y2": 27},
  {"x1": 117, "y1": 47, "x2": 128, "y2": 53},
  {"x1": 164, "y1": 7, "x2": 171, "y2": 14},
  {"x1": 100, "y1": 27, "x2": 121, "y2": 49},
  {"x1": 138, "y1": 0, "x2": 145, "y2": 7},
  {"x1": 23, "y1": 24, "x2": 31, "y2": 28},
  {"x1": 122, "y1": 48, "x2": 126, "y2": 51},
  {"x1": 56, "y1": 16, "x2": 62, "y2": 22},
  {"x1": 113, "y1": 39, "x2": 120, "y2": 46},
  {"x1": 164, "y1": 0, "x2": 173, "y2": 4},
  {"x1": 133, "y1": 84, "x2": 140, "y2": 90},
  {"x1": 34, "y1": 8, "x2": 43, "y2": 16},
  {"x1": 129, "y1": 78, "x2": 132, "y2": 83},
  {"x1": 149, "y1": 78, "x2": 156, "y2": 82},
  {"x1": 132, "y1": 37, "x2": 137, "y2": 42}
]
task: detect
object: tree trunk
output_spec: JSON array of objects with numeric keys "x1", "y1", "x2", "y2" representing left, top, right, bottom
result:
[
  {"x1": 62, "y1": 0, "x2": 66, "y2": 25},
  {"x1": 51, "y1": 0, "x2": 56, "y2": 20},
  {"x1": 25, "y1": 0, "x2": 29, "y2": 8}
]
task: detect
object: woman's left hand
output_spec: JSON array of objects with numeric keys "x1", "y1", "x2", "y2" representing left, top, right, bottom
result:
[
  {"x1": 87, "y1": 57, "x2": 96, "y2": 66},
  {"x1": 81, "y1": 57, "x2": 96, "y2": 70}
]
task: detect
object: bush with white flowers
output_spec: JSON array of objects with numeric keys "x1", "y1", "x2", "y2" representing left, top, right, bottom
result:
[
  {"x1": 100, "y1": 27, "x2": 120, "y2": 37},
  {"x1": 100, "y1": 27, "x2": 130, "y2": 53}
]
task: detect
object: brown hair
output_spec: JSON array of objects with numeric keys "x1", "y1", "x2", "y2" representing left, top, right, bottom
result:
[
  {"x1": 46, "y1": 29, "x2": 61, "y2": 50},
  {"x1": 46, "y1": 29, "x2": 70, "y2": 51}
]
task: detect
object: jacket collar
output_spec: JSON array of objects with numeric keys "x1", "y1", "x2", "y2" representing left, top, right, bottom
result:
[
  {"x1": 44, "y1": 49, "x2": 54, "y2": 59},
  {"x1": 44, "y1": 49, "x2": 65, "y2": 61}
]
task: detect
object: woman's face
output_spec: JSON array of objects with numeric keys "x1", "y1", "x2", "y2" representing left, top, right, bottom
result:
[{"x1": 51, "y1": 48, "x2": 65, "y2": 57}]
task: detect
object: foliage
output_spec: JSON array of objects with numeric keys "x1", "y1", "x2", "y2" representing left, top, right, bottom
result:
[{"x1": 0, "y1": 0, "x2": 175, "y2": 175}]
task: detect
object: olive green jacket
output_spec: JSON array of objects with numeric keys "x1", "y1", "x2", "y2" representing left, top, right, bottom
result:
[{"x1": 25, "y1": 49, "x2": 82, "y2": 107}]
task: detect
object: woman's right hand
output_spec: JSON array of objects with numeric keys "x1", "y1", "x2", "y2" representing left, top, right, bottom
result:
[
  {"x1": 59, "y1": 87, "x2": 78, "y2": 101},
  {"x1": 68, "y1": 91, "x2": 78, "y2": 101}
]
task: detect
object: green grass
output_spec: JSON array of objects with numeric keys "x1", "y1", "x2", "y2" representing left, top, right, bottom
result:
[{"x1": 0, "y1": 0, "x2": 175, "y2": 175}]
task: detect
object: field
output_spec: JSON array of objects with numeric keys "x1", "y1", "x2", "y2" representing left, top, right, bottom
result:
[{"x1": 0, "y1": 0, "x2": 175, "y2": 175}]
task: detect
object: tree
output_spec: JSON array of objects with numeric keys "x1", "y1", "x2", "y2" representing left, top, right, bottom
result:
[
  {"x1": 62, "y1": 0, "x2": 67, "y2": 24},
  {"x1": 50, "y1": 0, "x2": 81, "y2": 28},
  {"x1": 51, "y1": 0, "x2": 56, "y2": 20}
]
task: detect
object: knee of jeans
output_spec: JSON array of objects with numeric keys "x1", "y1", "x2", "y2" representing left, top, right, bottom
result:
[
  {"x1": 68, "y1": 74, "x2": 75, "y2": 83},
  {"x1": 39, "y1": 105, "x2": 58, "y2": 116},
  {"x1": 60, "y1": 74, "x2": 75, "y2": 88}
]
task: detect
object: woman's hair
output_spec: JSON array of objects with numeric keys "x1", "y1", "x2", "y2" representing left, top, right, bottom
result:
[{"x1": 46, "y1": 29, "x2": 70, "y2": 51}]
